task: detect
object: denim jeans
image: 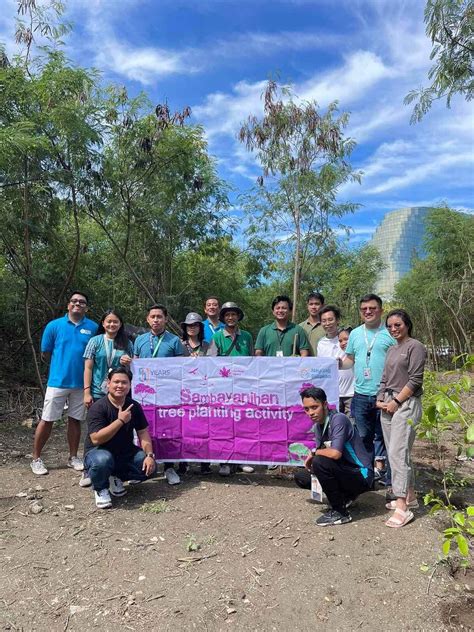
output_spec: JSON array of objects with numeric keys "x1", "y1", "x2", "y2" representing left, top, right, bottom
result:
[
  {"x1": 84, "y1": 447, "x2": 152, "y2": 492},
  {"x1": 351, "y1": 392, "x2": 387, "y2": 464}
]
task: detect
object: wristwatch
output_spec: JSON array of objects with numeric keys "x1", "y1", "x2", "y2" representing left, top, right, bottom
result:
[{"x1": 146, "y1": 452, "x2": 155, "y2": 459}]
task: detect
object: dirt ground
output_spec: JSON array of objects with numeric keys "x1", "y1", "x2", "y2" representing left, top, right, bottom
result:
[{"x1": 0, "y1": 418, "x2": 472, "y2": 632}]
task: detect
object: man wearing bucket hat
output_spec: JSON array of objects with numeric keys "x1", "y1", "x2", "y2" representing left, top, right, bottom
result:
[
  {"x1": 208, "y1": 302, "x2": 254, "y2": 357},
  {"x1": 181, "y1": 312, "x2": 209, "y2": 357},
  {"x1": 208, "y1": 301, "x2": 255, "y2": 476}
]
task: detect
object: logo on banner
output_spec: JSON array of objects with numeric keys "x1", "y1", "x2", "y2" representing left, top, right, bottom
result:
[
  {"x1": 299, "y1": 367, "x2": 332, "y2": 380},
  {"x1": 139, "y1": 367, "x2": 171, "y2": 382}
]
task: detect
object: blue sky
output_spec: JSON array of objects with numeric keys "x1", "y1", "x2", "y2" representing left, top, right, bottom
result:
[{"x1": 1, "y1": 0, "x2": 472, "y2": 245}]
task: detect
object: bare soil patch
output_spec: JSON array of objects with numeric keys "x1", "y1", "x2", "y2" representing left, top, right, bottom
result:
[{"x1": 0, "y1": 417, "x2": 472, "y2": 632}]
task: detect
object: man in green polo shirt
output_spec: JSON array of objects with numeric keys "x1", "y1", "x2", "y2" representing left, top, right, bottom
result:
[
  {"x1": 208, "y1": 302, "x2": 254, "y2": 357},
  {"x1": 255, "y1": 295, "x2": 310, "y2": 357},
  {"x1": 298, "y1": 291, "x2": 325, "y2": 356}
]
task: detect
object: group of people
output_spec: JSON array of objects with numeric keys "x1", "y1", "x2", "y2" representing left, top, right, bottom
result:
[{"x1": 29, "y1": 290, "x2": 426, "y2": 527}]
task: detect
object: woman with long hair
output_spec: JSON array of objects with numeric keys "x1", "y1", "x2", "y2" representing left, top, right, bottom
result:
[
  {"x1": 181, "y1": 312, "x2": 209, "y2": 357},
  {"x1": 376, "y1": 309, "x2": 427, "y2": 528},
  {"x1": 83, "y1": 309, "x2": 133, "y2": 406}
]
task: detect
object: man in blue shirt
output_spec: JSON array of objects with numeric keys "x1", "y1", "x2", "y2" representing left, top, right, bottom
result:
[
  {"x1": 341, "y1": 294, "x2": 396, "y2": 485},
  {"x1": 31, "y1": 291, "x2": 98, "y2": 475},
  {"x1": 202, "y1": 296, "x2": 225, "y2": 344},
  {"x1": 298, "y1": 387, "x2": 373, "y2": 526},
  {"x1": 134, "y1": 304, "x2": 185, "y2": 485}
]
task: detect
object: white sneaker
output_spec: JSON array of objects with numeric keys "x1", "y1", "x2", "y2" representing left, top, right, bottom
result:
[
  {"x1": 219, "y1": 464, "x2": 231, "y2": 477},
  {"x1": 164, "y1": 467, "x2": 181, "y2": 485},
  {"x1": 94, "y1": 489, "x2": 112, "y2": 509},
  {"x1": 30, "y1": 458, "x2": 48, "y2": 475},
  {"x1": 109, "y1": 476, "x2": 126, "y2": 496},
  {"x1": 79, "y1": 471, "x2": 91, "y2": 487},
  {"x1": 240, "y1": 465, "x2": 255, "y2": 473},
  {"x1": 67, "y1": 456, "x2": 84, "y2": 471}
]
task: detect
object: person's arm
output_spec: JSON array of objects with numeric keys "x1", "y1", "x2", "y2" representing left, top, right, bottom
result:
[
  {"x1": 254, "y1": 328, "x2": 265, "y2": 356},
  {"x1": 339, "y1": 353, "x2": 354, "y2": 369},
  {"x1": 90, "y1": 404, "x2": 133, "y2": 445},
  {"x1": 40, "y1": 322, "x2": 55, "y2": 363},
  {"x1": 297, "y1": 328, "x2": 310, "y2": 357},
  {"x1": 137, "y1": 427, "x2": 156, "y2": 476},
  {"x1": 83, "y1": 358, "x2": 94, "y2": 408}
]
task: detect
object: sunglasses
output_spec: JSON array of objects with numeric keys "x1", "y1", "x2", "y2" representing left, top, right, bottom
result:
[{"x1": 70, "y1": 299, "x2": 87, "y2": 306}]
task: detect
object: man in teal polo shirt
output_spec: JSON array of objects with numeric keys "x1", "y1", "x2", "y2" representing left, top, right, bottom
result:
[
  {"x1": 31, "y1": 291, "x2": 98, "y2": 475},
  {"x1": 255, "y1": 295, "x2": 310, "y2": 357},
  {"x1": 133, "y1": 304, "x2": 185, "y2": 485}
]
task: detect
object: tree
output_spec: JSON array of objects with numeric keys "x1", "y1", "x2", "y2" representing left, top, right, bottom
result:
[
  {"x1": 405, "y1": 0, "x2": 474, "y2": 122},
  {"x1": 239, "y1": 80, "x2": 360, "y2": 318},
  {"x1": 395, "y1": 207, "x2": 473, "y2": 359}
]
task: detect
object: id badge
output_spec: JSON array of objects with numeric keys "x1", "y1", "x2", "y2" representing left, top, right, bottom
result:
[
  {"x1": 100, "y1": 379, "x2": 108, "y2": 394},
  {"x1": 363, "y1": 367, "x2": 372, "y2": 380},
  {"x1": 276, "y1": 350, "x2": 284, "y2": 357}
]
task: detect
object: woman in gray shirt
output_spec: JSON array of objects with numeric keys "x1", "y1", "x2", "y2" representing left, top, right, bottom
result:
[{"x1": 376, "y1": 309, "x2": 427, "y2": 528}]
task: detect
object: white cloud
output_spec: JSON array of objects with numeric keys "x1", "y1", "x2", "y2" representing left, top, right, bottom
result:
[
  {"x1": 299, "y1": 50, "x2": 394, "y2": 106},
  {"x1": 94, "y1": 38, "x2": 196, "y2": 84}
]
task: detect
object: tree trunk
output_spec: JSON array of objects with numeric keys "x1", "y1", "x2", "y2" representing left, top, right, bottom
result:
[
  {"x1": 23, "y1": 157, "x2": 45, "y2": 395},
  {"x1": 292, "y1": 206, "x2": 301, "y2": 321}
]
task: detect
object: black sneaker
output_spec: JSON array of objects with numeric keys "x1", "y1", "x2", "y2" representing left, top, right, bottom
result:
[
  {"x1": 200, "y1": 464, "x2": 212, "y2": 475},
  {"x1": 315, "y1": 509, "x2": 352, "y2": 527}
]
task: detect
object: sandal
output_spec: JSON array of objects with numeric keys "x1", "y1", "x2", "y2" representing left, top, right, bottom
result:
[
  {"x1": 385, "y1": 508, "x2": 414, "y2": 528},
  {"x1": 385, "y1": 499, "x2": 419, "y2": 510}
]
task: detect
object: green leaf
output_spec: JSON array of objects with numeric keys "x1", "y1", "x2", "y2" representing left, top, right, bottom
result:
[
  {"x1": 419, "y1": 563, "x2": 430, "y2": 573},
  {"x1": 466, "y1": 506, "x2": 474, "y2": 517},
  {"x1": 466, "y1": 423, "x2": 474, "y2": 443},
  {"x1": 466, "y1": 446, "x2": 474, "y2": 458},
  {"x1": 453, "y1": 512, "x2": 465, "y2": 527},
  {"x1": 442, "y1": 539, "x2": 451, "y2": 556},
  {"x1": 456, "y1": 535, "x2": 469, "y2": 557}
]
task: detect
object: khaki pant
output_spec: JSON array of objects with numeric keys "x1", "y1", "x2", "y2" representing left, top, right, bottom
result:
[{"x1": 380, "y1": 393, "x2": 422, "y2": 498}]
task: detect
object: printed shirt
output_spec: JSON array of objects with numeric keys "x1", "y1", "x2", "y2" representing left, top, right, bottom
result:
[
  {"x1": 202, "y1": 319, "x2": 225, "y2": 343},
  {"x1": 255, "y1": 322, "x2": 310, "y2": 357},
  {"x1": 41, "y1": 315, "x2": 98, "y2": 389},
  {"x1": 298, "y1": 319, "x2": 325, "y2": 356},
  {"x1": 83, "y1": 335, "x2": 134, "y2": 400},
  {"x1": 133, "y1": 330, "x2": 185, "y2": 358},
  {"x1": 345, "y1": 324, "x2": 396, "y2": 396},
  {"x1": 84, "y1": 395, "x2": 148, "y2": 457},
  {"x1": 314, "y1": 412, "x2": 373, "y2": 481},
  {"x1": 208, "y1": 328, "x2": 254, "y2": 356}
]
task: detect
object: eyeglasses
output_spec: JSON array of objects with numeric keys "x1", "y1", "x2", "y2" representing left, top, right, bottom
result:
[
  {"x1": 70, "y1": 299, "x2": 87, "y2": 306},
  {"x1": 360, "y1": 307, "x2": 378, "y2": 313}
]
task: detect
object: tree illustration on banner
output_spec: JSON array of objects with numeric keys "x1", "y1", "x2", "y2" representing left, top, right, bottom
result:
[{"x1": 134, "y1": 383, "x2": 156, "y2": 405}]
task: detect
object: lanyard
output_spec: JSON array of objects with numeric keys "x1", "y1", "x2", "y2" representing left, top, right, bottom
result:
[
  {"x1": 104, "y1": 335, "x2": 117, "y2": 368},
  {"x1": 363, "y1": 325, "x2": 383, "y2": 365},
  {"x1": 150, "y1": 332, "x2": 165, "y2": 358},
  {"x1": 208, "y1": 321, "x2": 221, "y2": 334},
  {"x1": 322, "y1": 415, "x2": 330, "y2": 438}
]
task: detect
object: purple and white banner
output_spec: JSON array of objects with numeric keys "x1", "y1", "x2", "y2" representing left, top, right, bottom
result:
[{"x1": 131, "y1": 357, "x2": 339, "y2": 465}]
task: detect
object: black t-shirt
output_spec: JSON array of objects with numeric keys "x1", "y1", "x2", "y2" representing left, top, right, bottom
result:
[{"x1": 84, "y1": 395, "x2": 148, "y2": 457}]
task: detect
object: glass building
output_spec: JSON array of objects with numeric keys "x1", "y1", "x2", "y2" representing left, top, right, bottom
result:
[{"x1": 370, "y1": 207, "x2": 432, "y2": 299}]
